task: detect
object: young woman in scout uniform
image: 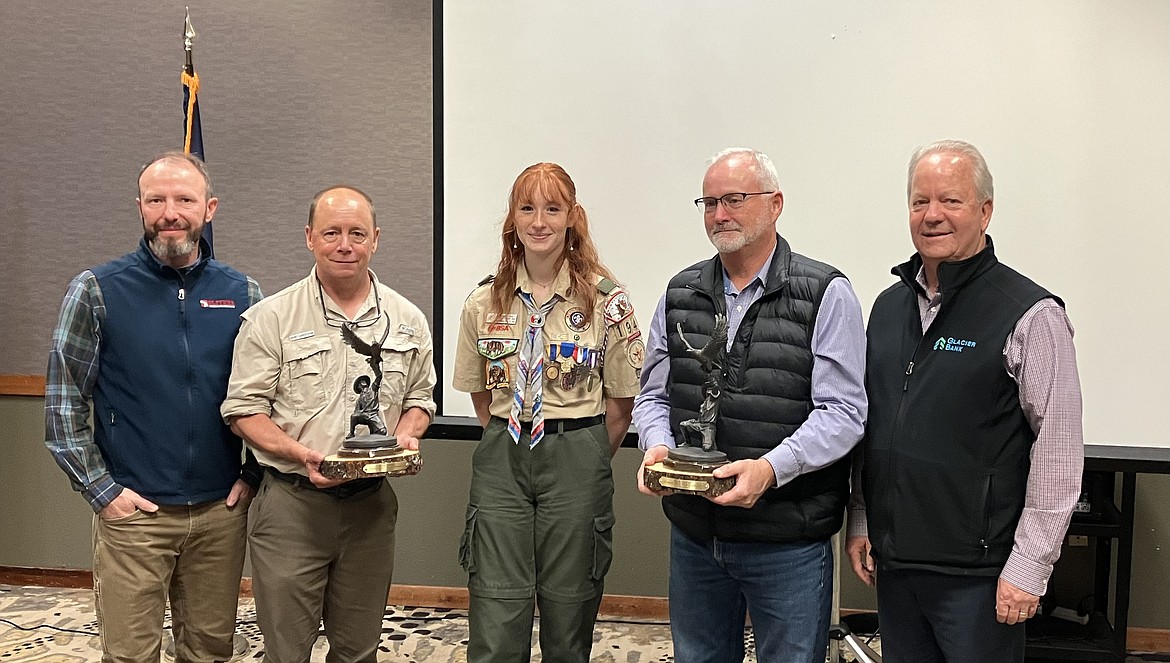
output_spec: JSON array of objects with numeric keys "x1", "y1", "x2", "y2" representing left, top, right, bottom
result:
[{"x1": 452, "y1": 162, "x2": 643, "y2": 663}]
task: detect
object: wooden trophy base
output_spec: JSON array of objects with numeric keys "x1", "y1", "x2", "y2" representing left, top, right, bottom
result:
[
  {"x1": 644, "y1": 453, "x2": 735, "y2": 497},
  {"x1": 319, "y1": 445, "x2": 421, "y2": 480}
]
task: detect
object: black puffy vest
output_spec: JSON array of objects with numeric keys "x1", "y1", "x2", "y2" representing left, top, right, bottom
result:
[{"x1": 663, "y1": 236, "x2": 851, "y2": 543}]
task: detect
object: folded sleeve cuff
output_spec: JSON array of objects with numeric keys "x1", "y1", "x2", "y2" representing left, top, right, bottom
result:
[
  {"x1": 82, "y1": 476, "x2": 123, "y2": 513},
  {"x1": 1000, "y1": 551, "x2": 1053, "y2": 597}
]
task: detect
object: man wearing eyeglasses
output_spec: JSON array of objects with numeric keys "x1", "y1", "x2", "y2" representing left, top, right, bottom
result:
[
  {"x1": 633, "y1": 148, "x2": 867, "y2": 663},
  {"x1": 221, "y1": 185, "x2": 436, "y2": 663}
]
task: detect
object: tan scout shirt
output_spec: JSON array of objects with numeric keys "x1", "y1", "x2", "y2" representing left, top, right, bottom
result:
[
  {"x1": 452, "y1": 263, "x2": 642, "y2": 420},
  {"x1": 222, "y1": 267, "x2": 436, "y2": 475}
]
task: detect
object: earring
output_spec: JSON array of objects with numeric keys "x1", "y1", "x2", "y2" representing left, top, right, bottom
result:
[
  {"x1": 512, "y1": 239, "x2": 518, "y2": 249},
  {"x1": 567, "y1": 228, "x2": 575, "y2": 251}
]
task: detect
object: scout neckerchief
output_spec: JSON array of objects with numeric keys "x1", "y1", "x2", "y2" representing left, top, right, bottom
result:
[{"x1": 508, "y1": 290, "x2": 561, "y2": 447}]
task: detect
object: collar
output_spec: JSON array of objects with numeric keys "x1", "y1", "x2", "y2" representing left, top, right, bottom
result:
[
  {"x1": 310, "y1": 264, "x2": 383, "y2": 323},
  {"x1": 515, "y1": 260, "x2": 572, "y2": 299},
  {"x1": 892, "y1": 234, "x2": 1000, "y2": 296},
  {"x1": 700, "y1": 233, "x2": 792, "y2": 299},
  {"x1": 136, "y1": 235, "x2": 210, "y2": 278},
  {"x1": 722, "y1": 244, "x2": 777, "y2": 295}
]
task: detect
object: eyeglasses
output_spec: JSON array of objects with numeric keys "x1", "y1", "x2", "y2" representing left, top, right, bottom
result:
[
  {"x1": 317, "y1": 276, "x2": 383, "y2": 329},
  {"x1": 694, "y1": 192, "x2": 776, "y2": 213},
  {"x1": 315, "y1": 228, "x2": 372, "y2": 245}
]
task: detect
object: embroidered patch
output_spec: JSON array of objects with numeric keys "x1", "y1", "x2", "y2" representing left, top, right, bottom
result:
[
  {"x1": 199, "y1": 299, "x2": 236, "y2": 308},
  {"x1": 625, "y1": 338, "x2": 645, "y2": 370},
  {"x1": 477, "y1": 338, "x2": 519, "y2": 360},
  {"x1": 485, "y1": 359, "x2": 510, "y2": 390},
  {"x1": 565, "y1": 307, "x2": 590, "y2": 333},
  {"x1": 612, "y1": 315, "x2": 639, "y2": 340},
  {"x1": 603, "y1": 291, "x2": 634, "y2": 323},
  {"x1": 486, "y1": 313, "x2": 518, "y2": 325}
]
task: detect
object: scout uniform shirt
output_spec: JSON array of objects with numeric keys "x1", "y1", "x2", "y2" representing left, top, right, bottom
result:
[
  {"x1": 452, "y1": 263, "x2": 643, "y2": 419},
  {"x1": 221, "y1": 267, "x2": 437, "y2": 475}
]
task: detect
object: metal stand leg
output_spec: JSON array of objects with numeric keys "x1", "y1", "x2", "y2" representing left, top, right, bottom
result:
[{"x1": 829, "y1": 623, "x2": 883, "y2": 663}]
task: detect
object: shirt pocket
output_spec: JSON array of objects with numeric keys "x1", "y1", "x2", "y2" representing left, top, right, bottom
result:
[
  {"x1": 378, "y1": 337, "x2": 420, "y2": 406},
  {"x1": 281, "y1": 336, "x2": 333, "y2": 411}
]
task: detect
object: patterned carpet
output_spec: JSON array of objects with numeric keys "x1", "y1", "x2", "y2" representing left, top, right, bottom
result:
[{"x1": 0, "y1": 584, "x2": 679, "y2": 662}]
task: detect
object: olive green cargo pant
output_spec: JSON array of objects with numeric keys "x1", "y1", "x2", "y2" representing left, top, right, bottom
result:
[{"x1": 461, "y1": 418, "x2": 616, "y2": 663}]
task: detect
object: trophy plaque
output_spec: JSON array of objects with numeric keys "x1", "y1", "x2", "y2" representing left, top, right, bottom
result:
[
  {"x1": 643, "y1": 315, "x2": 735, "y2": 497},
  {"x1": 319, "y1": 319, "x2": 422, "y2": 480}
]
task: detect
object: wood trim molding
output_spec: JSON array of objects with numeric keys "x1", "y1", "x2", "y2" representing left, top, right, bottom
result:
[
  {"x1": 2, "y1": 567, "x2": 1165, "y2": 652},
  {"x1": 0, "y1": 374, "x2": 46, "y2": 397}
]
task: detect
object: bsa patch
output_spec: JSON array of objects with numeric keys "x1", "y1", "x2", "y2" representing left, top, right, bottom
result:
[
  {"x1": 477, "y1": 338, "x2": 519, "y2": 360},
  {"x1": 485, "y1": 359, "x2": 510, "y2": 390},
  {"x1": 625, "y1": 338, "x2": 646, "y2": 370},
  {"x1": 604, "y1": 291, "x2": 634, "y2": 323},
  {"x1": 565, "y1": 307, "x2": 590, "y2": 333}
]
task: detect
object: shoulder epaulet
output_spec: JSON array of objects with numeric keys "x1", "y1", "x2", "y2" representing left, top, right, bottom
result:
[
  {"x1": 477, "y1": 274, "x2": 496, "y2": 287},
  {"x1": 596, "y1": 277, "x2": 617, "y2": 295}
]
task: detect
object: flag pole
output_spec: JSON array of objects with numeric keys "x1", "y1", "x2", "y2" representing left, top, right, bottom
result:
[{"x1": 181, "y1": 7, "x2": 214, "y2": 256}]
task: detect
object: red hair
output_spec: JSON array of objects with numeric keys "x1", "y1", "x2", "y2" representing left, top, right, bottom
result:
[{"x1": 490, "y1": 163, "x2": 616, "y2": 315}]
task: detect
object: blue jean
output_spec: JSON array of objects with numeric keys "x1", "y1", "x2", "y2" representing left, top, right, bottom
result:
[{"x1": 668, "y1": 526, "x2": 832, "y2": 663}]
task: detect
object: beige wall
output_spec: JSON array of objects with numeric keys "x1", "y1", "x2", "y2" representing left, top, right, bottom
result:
[{"x1": 4, "y1": 395, "x2": 1168, "y2": 628}]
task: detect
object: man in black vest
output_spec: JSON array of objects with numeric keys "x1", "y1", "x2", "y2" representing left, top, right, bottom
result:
[
  {"x1": 847, "y1": 140, "x2": 1084, "y2": 663},
  {"x1": 633, "y1": 148, "x2": 867, "y2": 663}
]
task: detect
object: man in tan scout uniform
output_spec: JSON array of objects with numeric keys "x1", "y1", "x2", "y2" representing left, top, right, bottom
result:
[{"x1": 222, "y1": 185, "x2": 435, "y2": 663}]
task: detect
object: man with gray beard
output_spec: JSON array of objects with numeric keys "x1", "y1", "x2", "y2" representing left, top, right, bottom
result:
[
  {"x1": 633, "y1": 148, "x2": 867, "y2": 663},
  {"x1": 45, "y1": 151, "x2": 262, "y2": 663}
]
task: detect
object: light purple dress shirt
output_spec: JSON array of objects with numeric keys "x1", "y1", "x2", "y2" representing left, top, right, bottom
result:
[{"x1": 633, "y1": 249, "x2": 868, "y2": 488}]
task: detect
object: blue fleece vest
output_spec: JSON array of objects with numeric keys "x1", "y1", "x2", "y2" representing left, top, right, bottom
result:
[{"x1": 90, "y1": 238, "x2": 252, "y2": 505}]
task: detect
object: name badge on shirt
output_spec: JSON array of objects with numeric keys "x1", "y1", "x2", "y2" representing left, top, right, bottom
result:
[{"x1": 288, "y1": 330, "x2": 315, "y2": 341}]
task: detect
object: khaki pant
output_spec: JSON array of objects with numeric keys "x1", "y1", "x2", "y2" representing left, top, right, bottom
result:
[
  {"x1": 92, "y1": 498, "x2": 248, "y2": 663},
  {"x1": 248, "y1": 472, "x2": 398, "y2": 663}
]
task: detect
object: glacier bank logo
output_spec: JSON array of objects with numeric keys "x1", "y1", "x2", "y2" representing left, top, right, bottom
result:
[{"x1": 934, "y1": 336, "x2": 977, "y2": 352}]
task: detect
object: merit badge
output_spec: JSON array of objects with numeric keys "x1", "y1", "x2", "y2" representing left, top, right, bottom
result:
[
  {"x1": 565, "y1": 307, "x2": 590, "y2": 333},
  {"x1": 626, "y1": 338, "x2": 646, "y2": 370},
  {"x1": 604, "y1": 291, "x2": 634, "y2": 323},
  {"x1": 485, "y1": 359, "x2": 510, "y2": 390},
  {"x1": 477, "y1": 338, "x2": 519, "y2": 359}
]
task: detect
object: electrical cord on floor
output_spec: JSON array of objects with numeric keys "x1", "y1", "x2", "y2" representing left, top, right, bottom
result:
[{"x1": 0, "y1": 617, "x2": 99, "y2": 636}]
